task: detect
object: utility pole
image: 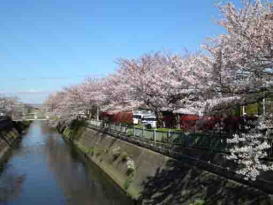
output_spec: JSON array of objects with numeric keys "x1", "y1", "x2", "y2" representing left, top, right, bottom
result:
[
  {"x1": 242, "y1": 106, "x2": 246, "y2": 116},
  {"x1": 262, "y1": 97, "x2": 266, "y2": 116}
]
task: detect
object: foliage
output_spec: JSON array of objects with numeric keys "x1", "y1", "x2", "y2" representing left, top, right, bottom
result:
[
  {"x1": 123, "y1": 176, "x2": 133, "y2": 190},
  {"x1": 189, "y1": 199, "x2": 205, "y2": 205},
  {"x1": 44, "y1": 0, "x2": 273, "y2": 180},
  {"x1": 156, "y1": 127, "x2": 182, "y2": 132},
  {"x1": 245, "y1": 103, "x2": 259, "y2": 116},
  {"x1": 121, "y1": 151, "x2": 129, "y2": 162},
  {"x1": 226, "y1": 116, "x2": 273, "y2": 181},
  {"x1": 123, "y1": 157, "x2": 135, "y2": 190},
  {"x1": 88, "y1": 147, "x2": 95, "y2": 156},
  {"x1": 111, "y1": 146, "x2": 121, "y2": 160},
  {"x1": 126, "y1": 158, "x2": 136, "y2": 176},
  {"x1": 0, "y1": 96, "x2": 22, "y2": 118},
  {"x1": 44, "y1": 0, "x2": 273, "y2": 119}
]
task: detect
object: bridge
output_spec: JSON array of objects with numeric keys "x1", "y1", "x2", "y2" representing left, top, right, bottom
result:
[
  {"x1": 13, "y1": 118, "x2": 48, "y2": 122},
  {"x1": 13, "y1": 110, "x2": 49, "y2": 122}
]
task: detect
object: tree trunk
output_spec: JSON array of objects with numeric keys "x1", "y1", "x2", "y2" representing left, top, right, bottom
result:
[
  {"x1": 175, "y1": 114, "x2": 180, "y2": 129},
  {"x1": 96, "y1": 107, "x2": 100, "y2": 120},
  {"x1": 155, "y1": 110, "x2": 163, "y2": 128}
]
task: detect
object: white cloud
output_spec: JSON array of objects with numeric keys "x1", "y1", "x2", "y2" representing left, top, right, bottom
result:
[{"x1": 0, "y1": 89, "x2": 54, "y2": 104}]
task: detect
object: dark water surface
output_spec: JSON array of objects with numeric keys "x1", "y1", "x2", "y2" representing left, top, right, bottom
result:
[{"x1": 0, "y1": 121, "x2": 133, "y2": 205}]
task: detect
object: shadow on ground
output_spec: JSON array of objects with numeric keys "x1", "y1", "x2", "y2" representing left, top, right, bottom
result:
[{"x1": 139, "y1": 159, "x2": 272, "y2": 205}]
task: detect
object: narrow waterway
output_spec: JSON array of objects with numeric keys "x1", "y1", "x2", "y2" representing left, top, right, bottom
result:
[{"x1": 0, "y1": 121, "x2": 133, "y2": 205}]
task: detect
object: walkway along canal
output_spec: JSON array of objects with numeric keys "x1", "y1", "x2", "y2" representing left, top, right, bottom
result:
[{"x1": 0, "y1": 121, "x2": 133, "y2": 205}]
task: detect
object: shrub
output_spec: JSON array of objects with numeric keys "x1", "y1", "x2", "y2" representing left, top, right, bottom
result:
[
  {"x1": 121, "y1": 151, "x2": 129, "y2": 162},
  {"x1": 88, "y1": 147, "x2": 95, "y2": 156},
  {"x1": 127, "y1": 130, "x2": 133, "y2": 136},
  {"x1": 111, "y1": 146, "x2": 121, "y2": 160},
  {"x1": 126, "y1": 158, "x2": 136, "y2": 176},
  {"x1": 123, "y1": 177, "x2": 133, "y2": 190},
  {"x1": 190, "y1": 199, "x2": 205, "y2": 205}
]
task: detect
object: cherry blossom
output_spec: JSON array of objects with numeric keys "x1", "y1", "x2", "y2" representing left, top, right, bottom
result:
[
  {"x1": 43, "y1": 0, "x2": 273, "y2": 180},
  {"x1": 0, "y1": 96, "x2": 20, "y2": 118},
  {"x1": 226, "y1": 116, "x2": 273, "y2": 181}
]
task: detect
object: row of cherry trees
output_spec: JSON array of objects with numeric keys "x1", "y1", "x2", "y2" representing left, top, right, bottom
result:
[
  {"x1": 45, "y1": 0, "x2": 272, "y2": 124},
  {"x1": 0, "y1": 96, "x2": 20, "y2": 118},
  {"x1": 45, "y1": 1, "x2": 272, "y2": 180}
]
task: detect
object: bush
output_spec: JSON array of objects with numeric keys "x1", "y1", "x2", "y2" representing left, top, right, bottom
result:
[
  {"x1": 121, "y1": 151, "x2": 129, "y2": 162},
  {"x1": 123, "y1": 177, "x2": 133, "y2": 190},
  {"x1": 111, "y1": 146, "x2": 121, "y2": 160},
  {"x1": 126, "y1": 158, "x2": 136, "y2": 176},
  {"x1": 88, "y1": 147, "x2": 95, "y2": 156},
  {"x1": 189, "y1": 199, "x2": 205, "y2": 205}
]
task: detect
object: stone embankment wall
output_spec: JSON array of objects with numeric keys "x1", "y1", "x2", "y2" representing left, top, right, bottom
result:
[
  {"x1": 0, "y1": 118, "x2": 30, "y2": 162},
  {"x1": 59, "y1": 122, "x2": 273, "y2": 204}
]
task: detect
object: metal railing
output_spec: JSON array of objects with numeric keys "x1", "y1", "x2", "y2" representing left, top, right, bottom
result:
[
  {"x1": 87, "y1": 120, "x2": 228, "y2": 152},
  {"x1": 84, "y1": 119, "x2": 273, "y2": 194}
]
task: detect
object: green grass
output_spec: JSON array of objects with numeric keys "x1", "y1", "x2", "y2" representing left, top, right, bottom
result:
[
  {"x1": 156, "y1": 127, "x2": 183, "y2": 132},
  {"x1": 133, "y1": 125, "x2": 183, "y2": 132},
  {"x1": 123, "y1": 176, "x2": 133, "y2": 190},
  {"x1": 189, "y1": 199, "x2": 205, "y2": 205},
  {"x1": 134, "y1": 125, "x2": 143, "y2": 129}
]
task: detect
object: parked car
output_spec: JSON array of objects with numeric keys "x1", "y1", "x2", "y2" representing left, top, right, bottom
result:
[
  {"x1": 142, "y1": 115, "x2": 157, "y2": 129},
  {"x1": 133, "y1": 114, "x2": 143, "y2": 125},
  {"x1": 0, "y1": 112, "x2": 6, "y2": 120}
]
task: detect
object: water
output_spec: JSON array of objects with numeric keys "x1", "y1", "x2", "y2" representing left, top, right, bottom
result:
[{"x1": 0, "y1": 121, "x2": 133, "y2": 205}]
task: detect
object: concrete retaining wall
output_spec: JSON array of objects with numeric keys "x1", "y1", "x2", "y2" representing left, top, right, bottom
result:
[
  {"x1": 0, "y1": 120, "x2": 29, "y2": 163},
  {"x1": 61, "y1": 124, "x2": 273, "y2": 204}
]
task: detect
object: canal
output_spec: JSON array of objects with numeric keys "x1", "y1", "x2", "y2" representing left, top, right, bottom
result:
[{"x1": 0, "y1": 121, "x2": 133, "y2": 205}]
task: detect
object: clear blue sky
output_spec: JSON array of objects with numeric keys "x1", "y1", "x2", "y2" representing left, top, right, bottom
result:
[{"x1": 0, "y1": 0, "x2": 240, "y2": 104}]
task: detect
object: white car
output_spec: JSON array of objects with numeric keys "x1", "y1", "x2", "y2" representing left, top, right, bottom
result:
[
  {"x1": 141, "y1": 115, "x2": 157, "y2": 129},
  {"x1": 133, "y1": 114, "x2": 143, "y2": 125}
]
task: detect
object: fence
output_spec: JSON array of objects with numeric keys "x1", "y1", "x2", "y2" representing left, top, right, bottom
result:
[
  {"x1": 87, "y1": 119, "x2": 228, "y2": 153},
  {"x1": 84, "y1": 119, "x2": 273, "y2": 194}
]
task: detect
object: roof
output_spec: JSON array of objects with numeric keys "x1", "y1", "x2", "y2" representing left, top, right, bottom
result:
[{"x1": 173, "y1": 107, "x2": 202, "y2": 115}]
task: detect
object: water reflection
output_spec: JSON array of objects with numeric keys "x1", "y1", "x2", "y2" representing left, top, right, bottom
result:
[
  {"x1": 0, "y1": 121, "x2": 132, "y2": 205},
  {"x1": 0, "y1": 171, "x2": 25, "y2": 202}
]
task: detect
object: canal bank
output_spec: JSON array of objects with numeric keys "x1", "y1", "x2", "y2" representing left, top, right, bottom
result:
[
  {"x1": 60, "y1": 121, "x2": 273, "y2": 204},
  {"x1": 0, "y1": 121, "x2": 133, "y2": 204},
  {"x1": 60, "y1": 122, "x2": 168, "y2": 200},
  {"x1": 0, "y1": 119, "x2": 30, "y2": 164}
]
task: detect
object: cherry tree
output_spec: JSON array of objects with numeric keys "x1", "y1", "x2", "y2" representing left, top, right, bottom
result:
[
  {"x1": 171, "y1": 0, "x2": 273, "y2": 180},
  {"x1": 44, "y1": 85, "x2": 86, "y2": 125},
  {"x1": 203, "y1": 0, "x2": 273, "y2": 106},
  {"x1": 100, "y1": 73, "x2": 142, "y2": 114},
  {"x1": 0, "y1": 96, "x2": 20, "y2": 118},
  {"x1": 201, "y1": 0, "x2": 273, "y2": 181},
  {"x1": 226, "y1": 115, "x2": 273, "y2": 181},
  {"x1": 77, "y1": 78, "x2": 106, "y2": 119},
  {"x1": 183, "y1": 0, "x2": 273, "y2": 114},
  {"x1": 44, "y1": 91, "x2": 68, "y2": 123},
  {"x1": 117, "y1": 52, "x2": 212, "y2": 125},
  {"x1": 43, "y1": 0, "x2": 272, "y2": 181}
]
